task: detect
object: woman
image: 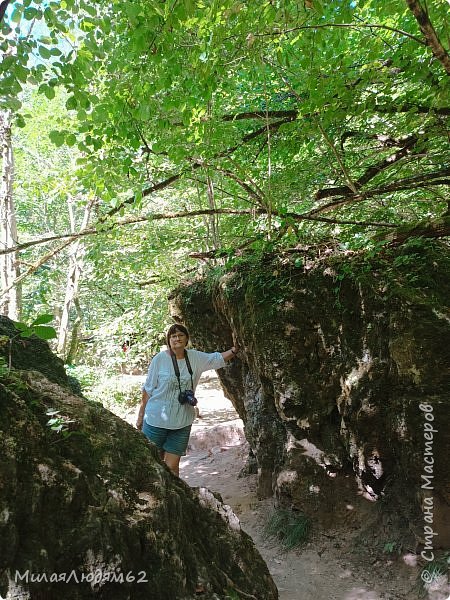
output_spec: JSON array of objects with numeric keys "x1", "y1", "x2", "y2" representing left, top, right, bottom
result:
[{"x1": 136, "y1": 323, "x2": 239, "y2": 476}]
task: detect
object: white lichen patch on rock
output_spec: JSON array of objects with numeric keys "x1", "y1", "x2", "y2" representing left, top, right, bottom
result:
[
  {"x1": 62, "y1": 461, "x2": 82, "y2": 476},
  {"x1": 196, "y1": 487, "x2": 241, "y2": 532},
  {"x1": 127, "y1": 491, "x2": 161, "y2": 523},
  {"x1": 276, "y1": 470, "x2": 298, "y2": 487},
  {"x1": 337, "y1": 347, "x2": 373, "y2": 411},
  {"x1": 296, "y1": 438, "x2": 341, "y2": 473},
  {"x1": 37, "y1": 463, "x2": 58, "y2": 484},
  {"x1": 0, "y1": 507, "x2": 10, "y2": 524}
]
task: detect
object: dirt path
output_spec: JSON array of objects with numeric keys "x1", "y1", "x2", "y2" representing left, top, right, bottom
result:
[
  {"x1": 123, "y1": 372, "x2": 446, "y2": 600},
  {"x1": 178, "y1": 373, "x2": 431, "y2": 600}
]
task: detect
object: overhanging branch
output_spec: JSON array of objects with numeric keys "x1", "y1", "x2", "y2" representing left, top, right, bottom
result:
[
  {"x1": 309, "y1": 168, "x2": 450, "y2": 216},
  {"x1": 377, "y1": 214, "x2": 450, "y2": 245},
  {"x1": 242, "y1": 22, "x2": 427, "y2": 46},
  {"x1": 219, "y1": 105, "x2": 450, "y2": 122},
  {"x1": 0, "y1": 238, "x2": 74, "y2": 300},
  {"x1": 107, "y1": 116, "x2": 295, "y2": 219},
  {"x1": 315, "y1": 134, "x2": 420, "y2": 200},
  {"x1": 108, "y1": 99, "x2": 446, "y2": 221},
  {"x1": 0, "y1": 208, "x2": 399, "y2": 257}
]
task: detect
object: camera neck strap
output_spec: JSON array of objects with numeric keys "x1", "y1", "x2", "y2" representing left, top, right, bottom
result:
[{"x1": 170, "y1": 350, "x2": 194, "y2": 393}]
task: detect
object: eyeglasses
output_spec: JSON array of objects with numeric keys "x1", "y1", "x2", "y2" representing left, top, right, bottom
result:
[{"x1": 170, "y1": 333, "x2": 186, "y2": 340}]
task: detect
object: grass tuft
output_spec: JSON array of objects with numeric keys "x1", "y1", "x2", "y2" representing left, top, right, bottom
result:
[
  {"x1": 417, "y1": 552, "x2": 450, "y2": 598},
  {"x1": 263, "y1": 508, "x2": 311, "y2": 550}
]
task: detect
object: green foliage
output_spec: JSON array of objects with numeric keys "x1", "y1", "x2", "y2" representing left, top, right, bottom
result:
[
  {"x1": 69, "y1": 364, "x2": 143, "y2": 414},
  {"x1": 383, "y1": 541, "x2": 399, "y2": 555},
  {"x1": 65, "y1": 364, "x2": 95, "y2": 390},
  {"x1": 263, "y1": 508, "x2": 311, "y2": 550},
  {"x1": 0, "y1": 1, "x2": 93, "y2": 113},
  {"x1": 12, "y1": 315, "x2": 57, "y2": 340},
  {"x1": 90, "y1": 377, "x2": 143, "y2": 411},
  {"x1": 335, "y1": 237, "x2": 443, "y2": 280},
  {"x1": 6, "y1": 0, "x2": 450, "y2": 372}
]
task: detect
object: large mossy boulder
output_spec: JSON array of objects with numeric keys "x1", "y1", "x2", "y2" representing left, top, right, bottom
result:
[
  {"x1": 0, "y1": 330, "x2": 277, "y2": 599},
  {"x1": 170, "y1": 240, "x2": 450, "y2": 550}
]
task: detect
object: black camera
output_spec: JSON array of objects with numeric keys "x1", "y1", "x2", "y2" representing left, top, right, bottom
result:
[{"x1": 178, "y1": 389, "x2": 198, "y2": 406}]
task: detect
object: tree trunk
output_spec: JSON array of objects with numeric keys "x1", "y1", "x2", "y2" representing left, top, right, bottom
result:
[
  {"x1": 0, "y1": 110, "x2": 21, "y2": 320},
  {"x1": 206, "y1": 174, "x2": 220, "y2": 250},
  {"x1": 405, "y1": 0, "x2": 450, "y2": 75},
  {"x1": 57, "y1": 198, "x2": 91, "y2": 359},
  {"x1": 66, "y1": 297, "x2": 83, "y2": 364}
]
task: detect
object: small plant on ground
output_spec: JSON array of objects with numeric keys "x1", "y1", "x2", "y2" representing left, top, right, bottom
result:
[
  {"x1": 263, "y1": 508, "x2": 311, "y2": 550},
  {"x1": 383, "y1": 541, "x2": 400, "y2": 554}
]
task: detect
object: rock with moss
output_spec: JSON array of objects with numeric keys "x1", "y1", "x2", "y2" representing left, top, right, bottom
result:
[
  {"x1": 170, "y1": 240, "x2": 450, "y2": 550},
  {"x1": 0, "y1": 367, "x2": 277, "y2": 600}
]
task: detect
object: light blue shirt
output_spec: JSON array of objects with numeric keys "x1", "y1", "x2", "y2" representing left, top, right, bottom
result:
[{"x1": 143, "y1": 349, "x2": 226, "y2": 429}]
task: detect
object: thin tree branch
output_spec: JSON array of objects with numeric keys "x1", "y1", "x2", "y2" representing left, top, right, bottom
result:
[
  {"x1": 103, "y1": 173, "x2": 182, "y2": 220},
  {"x1": 109, "y1": 116, "x2": 295, "y2": 219},
  {"x1": 373, "y1": 104, "x2": 449, "y2": 116},
  {"x1": 172, "y1": 105, "x2": 449, "y2": 126},
  {"x1": 219, "y1": 105, "x2": 450, "y2": 122},
  {"x1": 221, "y1": 110, "x2": 299, "y2": 122},
  {"x1": 5, "y1": 163, "x2": 445, "y2": 260},
  {"x1": 0, "y1": 208, "x2": 399, "y2": 258},
  {"x1": 186, "y1": 176, "x2": 251, "y2": 204},
  {"x1": 315, "y1": 119, "x2": 358, "y2": 193},
  {"x1": 280, "y1": 75, "x2": 359, "y2": 193},
  {"x1": 208, "y1": 165, "x2": 264, "y2": 204},
  {"x1": 6, "y1": 165, "x2": 448, "y2": 259},
  {"x1": 316, "y1": 134, "x2": 420, "y2": 200},
  {"x1": 308, "y1": 168, "x2": 450, "y2": 215},
  {"x1": 86, "y1": 281, "x2": 127, "y2": 312},
  {"x1": 405, "y1": 0, "x2": 450, "y2": 75},
  {"x1": 110, "y1": 101, "x2": 446, "y2": 221},
  {"x1": 378, "y1": 214, "x2": 450, "y2": 245},
  {"x1": 241, "y1": 22, "x2": 427, "y2": 46},
  {"x1": 136, "y1": 277, "x2": 161, "y2": 287},
  {"x1": 0, "y1": 239, "x2": 74, "y2": 299}
]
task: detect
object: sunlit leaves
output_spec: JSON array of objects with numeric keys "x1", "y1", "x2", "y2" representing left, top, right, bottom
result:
[
  {"x1": 6, "y1": 0, "x2": 450, "y2": 354},
  {"x1": 10, "y1": 6, "x2": 23, "y2": 23},
  {"x1": 13, "y1": 315, "x2": 57, "y2": 340}
]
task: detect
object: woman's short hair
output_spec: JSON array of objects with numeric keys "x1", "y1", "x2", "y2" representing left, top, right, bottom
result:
[{"x1": 166, "y1": 323, "x2": 190, "y2": 347}]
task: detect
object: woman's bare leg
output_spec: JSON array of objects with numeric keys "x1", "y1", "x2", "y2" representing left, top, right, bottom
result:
[{"x1": 164, "y1": 452, "x2": 181, "y2": 476}]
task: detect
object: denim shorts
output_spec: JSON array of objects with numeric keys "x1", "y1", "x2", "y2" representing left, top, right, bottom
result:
[{"x1": 142, "y1": 422, "x2": 192, "y2": 456}]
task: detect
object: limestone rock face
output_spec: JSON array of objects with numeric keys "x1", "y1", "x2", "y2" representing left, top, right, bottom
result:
[
  {"x1": 170, "y1": 241, "x2": 450, "y2": 547},
  {"x1": 0, "y1": 332, "x2": 277, "y2": 599}
]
